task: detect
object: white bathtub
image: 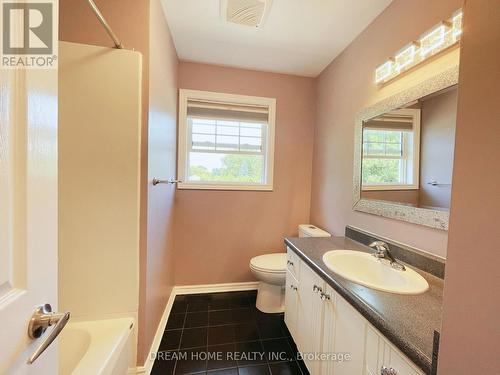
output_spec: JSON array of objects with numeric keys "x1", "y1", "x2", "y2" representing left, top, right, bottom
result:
[{"x1": 59, "y1": 318, "x2": 134, "y2": 375}]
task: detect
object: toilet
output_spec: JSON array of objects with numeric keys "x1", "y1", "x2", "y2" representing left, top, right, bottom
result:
[{"x1": 250, "y1": 224, "x2": 331, "y2": 313}]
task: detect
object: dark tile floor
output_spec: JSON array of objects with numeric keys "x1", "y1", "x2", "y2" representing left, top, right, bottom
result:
[{"x1": 152, "y1": 291, "x2": 309, "y2": 375}]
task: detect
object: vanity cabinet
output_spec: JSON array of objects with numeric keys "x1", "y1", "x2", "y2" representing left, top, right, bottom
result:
[
  {"x1": 284, "y1": 247, "x2": 424, "y2": 375},
  {"x1": 365, "y1": 326, "x2": 422, "y2": 375}
]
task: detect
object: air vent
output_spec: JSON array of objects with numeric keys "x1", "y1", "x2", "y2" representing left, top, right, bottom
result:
[{"x1": 221, "y1": 0, "x2": 273, "y2": 28}]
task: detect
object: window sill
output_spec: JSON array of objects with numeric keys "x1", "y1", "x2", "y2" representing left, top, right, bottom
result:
[
  {"x1": 177, "y1": 182, "x2": 273, "y2": 191},
  {"x1": 362, "y1": 185, "x2": 419, "y2": 191}
]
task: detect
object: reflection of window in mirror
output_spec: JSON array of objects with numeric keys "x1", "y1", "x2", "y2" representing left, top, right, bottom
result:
[{"x1": 362, "y1": 109, "x2": 421, "y2": 190}]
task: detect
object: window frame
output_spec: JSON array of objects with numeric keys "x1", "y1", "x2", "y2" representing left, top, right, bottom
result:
[
  {"x1": 177, "y1": 89, "x2": 276, "y2": 191},
  {"x1": 361, "y1": 109, "x2": 421, "y2": 191}
]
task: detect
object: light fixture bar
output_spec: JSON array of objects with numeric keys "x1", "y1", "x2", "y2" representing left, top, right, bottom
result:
[{"x1": 375, "y1": 9, "x2": 463, "y2": 84}]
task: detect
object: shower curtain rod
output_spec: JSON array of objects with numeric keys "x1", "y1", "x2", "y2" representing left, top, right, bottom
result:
[{"x1": 86, "y1": 0, "x2": 123, "y2": 49}]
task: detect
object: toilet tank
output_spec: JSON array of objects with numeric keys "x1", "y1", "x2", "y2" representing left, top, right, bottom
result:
[{"x1": 298, "y1": 224, "x2": 331, "y2": 238}]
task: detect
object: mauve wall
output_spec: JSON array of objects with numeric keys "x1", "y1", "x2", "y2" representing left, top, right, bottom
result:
[
  {"x1": 311, "y1": 0, "x2": 462, "y2": 258},
  {"x1": 438, "y1": 0, "x2": 500, "y2": 372},
  {"x1": 137, "y1": 0, "x2": 178, "y2": 364},
  {"x1": 175, "y1": 62, "x2": 316, "y2": 285}
]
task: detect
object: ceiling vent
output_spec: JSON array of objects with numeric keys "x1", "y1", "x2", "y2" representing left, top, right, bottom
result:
[{"x1": 221, "y1": 0, "x2": 273, "y2": 28}]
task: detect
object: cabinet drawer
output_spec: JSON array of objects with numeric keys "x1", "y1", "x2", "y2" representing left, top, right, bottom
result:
[{"x1": 286, "y1": 247, "x2": 300, "y2": 280}]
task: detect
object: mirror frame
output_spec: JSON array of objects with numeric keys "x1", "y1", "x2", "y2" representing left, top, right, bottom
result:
[{"x1": 353, "y1": 65, "x2": 459, "y2": 230}]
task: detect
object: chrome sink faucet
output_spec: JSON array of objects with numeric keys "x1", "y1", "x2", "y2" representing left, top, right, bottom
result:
[{"x1": 369, "y1": 241, "x2": 406, "y2": 271}]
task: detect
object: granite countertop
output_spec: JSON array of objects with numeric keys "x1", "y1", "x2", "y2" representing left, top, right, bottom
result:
[{"x1": 284, "y1": 236, "x2": 443, "y2": 375}]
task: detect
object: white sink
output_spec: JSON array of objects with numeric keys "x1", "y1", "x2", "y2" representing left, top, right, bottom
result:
[{"x1": 322, "y1": 250, "x2": 429, "y2": 295}]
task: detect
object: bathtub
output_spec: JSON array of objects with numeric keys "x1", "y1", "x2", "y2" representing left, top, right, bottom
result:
[{"x1": 59, "y1": 318, "x2": 134, "y2": 375}]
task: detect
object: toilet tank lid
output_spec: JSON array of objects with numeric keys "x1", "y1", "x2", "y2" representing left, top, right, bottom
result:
[{"x1": 298, "y1": 224, "x2": 331, "y2": 237}]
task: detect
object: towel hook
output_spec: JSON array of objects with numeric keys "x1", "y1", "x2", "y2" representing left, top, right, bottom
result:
[{"x1": 152, "y1": 178, "x2": 182, "y2": 186}]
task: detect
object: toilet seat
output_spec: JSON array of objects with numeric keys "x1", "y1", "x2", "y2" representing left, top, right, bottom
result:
[{"x1": 250, "y1": 253, "x2": 286, "y2": 274}]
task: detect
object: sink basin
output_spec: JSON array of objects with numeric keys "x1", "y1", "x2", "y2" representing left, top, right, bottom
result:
[{"x1": 322, "y1": 250, "x2": 429, "y2": 295}]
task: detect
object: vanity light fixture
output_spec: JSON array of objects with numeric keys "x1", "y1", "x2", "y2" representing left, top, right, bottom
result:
[
  {"x1": 375, "y1": 58, "x2": 395, "y2": 84},
  {"x1": 375, "y1": 9, "x2": 463, "y2": 84},
  {"x1": 395, "y1": 42, "x2": 419, "y2": 73}
]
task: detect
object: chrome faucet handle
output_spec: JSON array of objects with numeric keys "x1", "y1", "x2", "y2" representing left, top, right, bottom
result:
[
  {"x1": 27, "y1": 304, "x2": 70, "y2": 364},
  {"x1": 369, "y1": 241, "x2": 389, "y2": 258},
  {"x1": 369, "y1": 241, "x2": 389, "y2": 251}
]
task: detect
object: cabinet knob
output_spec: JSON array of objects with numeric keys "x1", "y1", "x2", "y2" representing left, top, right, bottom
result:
[
  {"x1": 312, "y1": 284, "x2": 323, "y2": 293},
  {"x1": 320, "y1": 292, "x2": 331, "y2": 301},
  {"x1": 287, "y1": 260, "x2": 294, "y2": 266},
  {"x1": 381, "y1": 366, "x2": 398, "y2": 375},
  {"x1": 290, "y1": 285, "x2": 298, "y2": 291}
]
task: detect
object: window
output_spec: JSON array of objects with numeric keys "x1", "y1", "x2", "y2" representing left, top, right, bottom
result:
[
  {"x1": 178, "y1": 89, "x2": 276, "y2": 190},
  {"x1": 362, "y1": 109, "x2": 420, "y2": 190}
]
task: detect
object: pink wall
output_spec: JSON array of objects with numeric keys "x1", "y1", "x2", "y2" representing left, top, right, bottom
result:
[
  {"x1": 137, "y1": 0, "x2": 178, "y2": 364},
  {"x1": 174, "y1": 62, "x2": 316, "y2": 285},
  {"x1": 438, "y1": 0, "x2": 500, "y2": 372},
  {"x1": 311, "y1": 0, "x2": 462, "y2": 258}
]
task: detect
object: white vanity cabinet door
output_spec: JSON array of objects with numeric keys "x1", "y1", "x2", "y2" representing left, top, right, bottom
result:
[
  {"x1": 365, "y1": 325, "x2": 382, "y2": 375},
  {"x1": 385, "y1": 346, "x2": 423, "y2": 375},
  {"x1": 320, "y1": 284, "x2": 336, "y2": 375},
  {"x1": 285, "y1": 270, "x2": 299, "y2": 340},
  {"x1": 296, "y1": 262, "x2": 326, "y2": 374},
  {"x1": 286, "y1": 246, "x2": 300, "y2": 280},
  {"x1": 333, "y1": 292, "x2": 367, "y2": 375},
  {"x1": 365, "y1": 324, "x2": 424, "y2": 375}
]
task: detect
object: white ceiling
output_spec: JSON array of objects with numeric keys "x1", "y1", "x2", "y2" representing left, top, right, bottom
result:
[{"x1": 162, "y1": 0, "x2": 393, "y2": 77}]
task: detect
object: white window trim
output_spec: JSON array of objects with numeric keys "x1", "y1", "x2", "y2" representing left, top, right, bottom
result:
[
  {"x1": 362, "y1": 109, "x2": 421, "y2": 191},
  {"x1": 177, "y1": 89, "x2": 276, "y2": 191}
]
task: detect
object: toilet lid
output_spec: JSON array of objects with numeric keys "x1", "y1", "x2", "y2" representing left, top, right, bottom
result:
[{"x1": 250, "y1": 253, "x2": 287, "y2": 273}]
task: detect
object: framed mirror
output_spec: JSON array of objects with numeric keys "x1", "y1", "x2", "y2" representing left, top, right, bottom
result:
[{"x1": 353, "y1": 66, "x2": 459, "y2": 230}]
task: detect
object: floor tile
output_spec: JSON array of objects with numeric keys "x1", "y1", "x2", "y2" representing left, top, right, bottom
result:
[
  {"x1": 180, "y1": 327, "x2": 208, "y2": 349},
  {"x1": 162, "y1": 292, "x2": 301, "y2": 375},
  {"x1": 159, "y1": 330, "x2": 182, "y2": 351},
  {"x1": 231, "y1": 308, "x2": 254, "y2": 324},
  {"x1": 237, "y1": 364, "x2": 271, "y2": 375},
  {"x1": 256, "y1": 322, "x2": 286, "y2": 340},
  {"x1": 207, "y1": 343, "x2": 237, "y2": 370},
  {"x1": 230, "y1": 297, "x2": 250, "y2": 308},
  {"x1": 175, "y1": 347, "x2": 208, "y2": 374},
  {"x1": 280, "y1": 322, "x2": 292, "y2": 338},
  {"x1": 210, "y1": 310, "x2": 234, "y2": 326},
  {"x1": 209, "y1": 298, "x2": 232, "y2": 311},
  {"x1": 186, "y1": 294, "x2": 211, "y2": 303},
  {"x1": 166, "y1": 313, "x2": 185, "y2": 330},
  {"x1": 152, "y1": 358, "x2": 176, "y2": 375},
  {"x1": 172, "y1": 298, "x2": 188, "y2": 314},
  {"x1": 261, "y1": 339, "x2": 295, "y2": 362},
  {"x1": 185, "y1": 312, "x2": 209, "y2": 328},
  {"x1": 269, "y1": 361, "x2": 302, "y2": 375},
  {"x1": 296, "y1": 360, "x2": 309, "y2": 375},
  {"x1": 233, "y1": 323, "x2": 259, "y2": 342},
  {"x1": 188, "y1": 300, "x2": 210, "y2": 313},
  {"x1": 208, "y1": 369, "x2": 239, "y2": 375},
  {"x1": 254, "y1": 312, "x2": 284, "y2": 326},
  {"x1": 208, "y1": 325, "x2": 235, "y2": 346},
  {"x1": 235, "y1": 341, "x2": 266, "y2": 366}
]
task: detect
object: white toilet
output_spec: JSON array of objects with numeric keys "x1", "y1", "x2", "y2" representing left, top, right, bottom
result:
[{"x1": 250, "y1": 224, "x2": 331, "y2": 313}]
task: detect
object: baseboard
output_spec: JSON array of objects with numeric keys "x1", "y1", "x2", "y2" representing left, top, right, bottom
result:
[
  {"x1": 174, "y1": 281, "x2": 259, "y2": 295},
  {"x1": 134, "y1": 281, "x2": 259, "y2": 375},
  {"x1": 128, "y1": 366, "x2": 145, "y2": 375},
  {"x1": 139, "y1": 289, "x2": 176, "y2": 375}
]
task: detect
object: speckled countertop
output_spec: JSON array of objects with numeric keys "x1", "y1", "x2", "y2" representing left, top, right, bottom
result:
[{"x1": 284, "y1": 236, "x2": 443, "y2": 375}]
